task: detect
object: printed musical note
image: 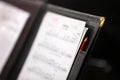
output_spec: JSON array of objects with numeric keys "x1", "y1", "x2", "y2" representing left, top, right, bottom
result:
[{"x1": 0, "y1": 1, "x2": 30, "y2": 74}]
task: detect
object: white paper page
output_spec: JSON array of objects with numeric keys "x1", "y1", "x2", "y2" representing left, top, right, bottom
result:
[
  {"x1": 18, "y1": 11, "x2": 86, "y2": 80},
  {"x1": 0, "y1": 1, "x2": 30, "y2": 74},
  {"x1": 79, "y1": 27, "x2": 88, "y2": 48}
]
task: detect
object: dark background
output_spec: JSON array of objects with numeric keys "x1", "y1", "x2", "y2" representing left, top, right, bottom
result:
[{"x1": 48, "y1": 0, "x2": 120, "y2": 80}]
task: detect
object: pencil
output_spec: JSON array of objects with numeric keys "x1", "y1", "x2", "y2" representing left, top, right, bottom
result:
[{"x1": 80, "y1": 37, "x2": 88, "y2": 51}]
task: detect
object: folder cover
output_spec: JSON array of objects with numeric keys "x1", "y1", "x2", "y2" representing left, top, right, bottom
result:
[{"x1": 0, "y1": 1, "x2": 105, "y2": 80}]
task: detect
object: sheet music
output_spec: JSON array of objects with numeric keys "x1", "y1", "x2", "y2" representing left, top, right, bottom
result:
[
  {"x1": 0, "y1": 1, "x2": 30, "y2": 74},
  {"x1": 18, "y1": 11, "x2": 86, "y2": 80}
]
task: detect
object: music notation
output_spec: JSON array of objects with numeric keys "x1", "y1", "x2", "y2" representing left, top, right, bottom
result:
[
  {"x1": 18, "y1": 11, "x2": 86, "y2": 80},
  {"x1": 0, "y1": 1, "x2": 30, "y2": 74}
]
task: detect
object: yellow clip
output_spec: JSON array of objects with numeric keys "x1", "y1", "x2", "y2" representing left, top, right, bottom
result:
[{"x1": 100, "y1": 17, "x2": 105, "y2": 28}]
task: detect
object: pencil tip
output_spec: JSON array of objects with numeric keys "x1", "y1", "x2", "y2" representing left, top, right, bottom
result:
[{"x1": 84, "y1": 37, "x2": 88, "y2": 41}]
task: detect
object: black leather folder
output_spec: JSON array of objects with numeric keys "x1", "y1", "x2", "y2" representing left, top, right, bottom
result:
[
  {"x1": 44, "y1": 4, "x2": 105, "y2": 80},
  {"x1": 0, "y1": 1, "x2": 105, "y2": 80}
]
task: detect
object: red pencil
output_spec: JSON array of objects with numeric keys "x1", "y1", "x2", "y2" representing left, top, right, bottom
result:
[{"x1": 80, "y1": 37, "x2": 88, "y2": 51}]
